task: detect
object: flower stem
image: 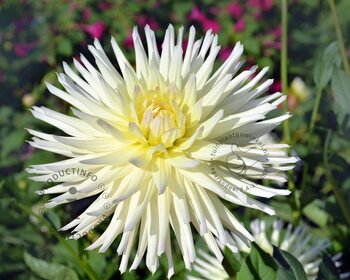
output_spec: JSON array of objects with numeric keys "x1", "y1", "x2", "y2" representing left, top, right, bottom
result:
[
  {"x1": 281, "y1": 0, "x2": 299, "y2": 221},
  {"x1": 309, "y1": 86, "x2": 323, "y2": 136},
  {"x1": 281, "y1": 0, "x2": 291, "y2": 144},
  {"x1": 327, "y1": 0, "x2": 350, "y2": 74},
  {"x1": 323, "y1": 131, "x2": 350, "y2": 227}
]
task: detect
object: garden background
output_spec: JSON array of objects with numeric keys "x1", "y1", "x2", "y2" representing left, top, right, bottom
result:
[{"x1": 1, "y1": 0, "x2": 350, "y2": 279}]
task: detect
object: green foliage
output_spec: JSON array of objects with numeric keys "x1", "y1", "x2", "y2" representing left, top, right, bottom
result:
[
  {"x1": 1, "y1": 0, "x2": 350, "y2": 279},
  {"x1": 331, "y1": 68, "x2": 350, "y2": 135},
  {"x1": 24, "y1": 252, "x2": 79, "y2": 280},
  {"x1": 313, "y1": 42, "x2": 340, "y2": 89},
  {"x1": 236, "y1": 243, "x2": 277, "y2": 280},
  {"x1": 273, "y1": 247, "x2": 308, "y2": 280},
  {"x1": 223, "y1": 246, "x2": 242, "y2": 274}
]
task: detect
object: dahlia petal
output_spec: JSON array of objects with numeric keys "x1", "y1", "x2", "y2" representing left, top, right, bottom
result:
[
  {"x1": 152, "y1": 158, "x2": 167, "y2": 194},
  {"x1": 199, "y1": 110, "x2": 223, "y2": 139},
  {"x1": 144, "y1": 25, "x2": 160, "y2": 64},
  {"x1": 176, "y1": 126, "x2": 203, "y2": 150},
  {"x1": 181, "y1": 26, "x2": 196, "y2": 77},
  {"x1": 167, "y1": 154, "x2": 200, "y2": 169},
  {"x1": 157, "y1": 191, "x2": 170, "y2": 254}
]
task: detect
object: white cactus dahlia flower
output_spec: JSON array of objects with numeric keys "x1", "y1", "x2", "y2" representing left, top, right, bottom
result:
[
  {"x1": 27, "y1": 25, "x2": 297, "y2": 277},
  {"x1": 190, "y1": 220, "x2": 348, "y2": 280}
]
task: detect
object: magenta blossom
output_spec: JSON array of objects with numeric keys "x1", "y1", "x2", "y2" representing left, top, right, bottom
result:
[
  {"x1": 228, "y1": 2, "x2": 243, "y2": 18},
  {"x1": 219, "y1": 47, "x2": 232, "y2": 61},
  {"x1": 271, "y1": 80, "x2": 282, "y2": 92},
  {"x1": 79, "y1": 21, "x2": 105, "y2": 39},
  {"x1": 98, "y1": 1, "x2": 113, "y2": 10},
  {"x1": 202, "y1": 18, "x2": 220, "y2": 32},
  {"x1": 136, "y1": 16, "x2": 159, "y2": 30},
  {"x1": 235, "y1": 18, "x2": 245, "y2": 32},
  {"x1": 82, "y1": 8, "x2": 91, "y2": 20},
  {"x1": 14, "y1": 42, "x2": 37, "y2": 57},
  {"x1": 182, "y1": 39, "x2": 188, "y2": 53},
  {"x1": 124, "y1": 31, "x2": 134, "y2": 49},
  {"x1": 264, "y1": 40, "x2": 281, "y2": 50},
  {"x1": 209, "y1": 6, "x2": 219, "y2": 14},
  {"x1": 188, "y1": 5, "x2": 220, "y2": 32},
  {"x1": 270, "y1": 25, "x2": 282, "y2": 39},
  {"x1": 188, "y1": 6, "x2": 206, "y2": 21},
  {"x1": 248, "y1": 0, "x2": 274, "y2": 11},
  {"x1": 69, "y1": 2, "x2": 80, "y2": 13},
  {"x1": 262, "y1": 0, "x2": 274, "y2": 10}
]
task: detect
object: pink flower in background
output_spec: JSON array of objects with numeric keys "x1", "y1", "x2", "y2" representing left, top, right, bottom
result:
[
  {"x1": 248, "y1": 0, "x2": 274, "y2": 11},
  {"x1": 14, "y1": 42, "x2": 37, "y2": 57},
  {"x1": 246, "y1": 56, "x2": 256, "y2": 70},
  {"x1": 263, "y1": 25, "x2": 282, "y2": 50},
  {"x1": 73, "y1": 54, "x2": 83, "y2": 65},
  {"x1": 228, "y1": 2, "x2": 243, "y2": 18},
  {"x1": 219, "y1": 47, "x2": 232, "y2": 61},
  {"x1": 136, "y1": 16, "x2": 159, "y2": 30},
  {"x1": 69, "y1": 2, "x2": 80, "y2": 13},
  {"x1": 270, "y1": 25, "x2": 282, "y2": 39},
  {"x1": 262, "y1": 0, "x2": 274, "y2": 10},
  {"x1": 248, "y1": 0, "x2": 261, "y2": 9},
  {"x1": 182, "y1": 39, "x2": 188, "y2": 52},
  {"x1": 264, "y1": 40, "x2": 281, "y2": 50},
  {"x1": 209, "y1": 6, "x2": 219, "y2": 15},
  {"x1": 188, "y1": 6, "x2": 220, "y2": 32},
  {"x1": 202, "y1": 18, "x2": 220, "y2": 32},
  {"x1": 98, "y1": 1, "x2": 113, "y2": 10},
  {"x1": 79, "y1": 21, "x2": 105, "y2": 39},
  {"x1": 82, "y1": 7, "x2": 91, "y2": 20},
  {"x1": 235, "y1": 18, "x2": 245, "y2": 32},
  {"x1": 0, "y1": 71, "x2": 4, "y2": 82},
  {"x1": 124, "y1": 31, "x2": 133, "y2": 49},
  {"x1": 271, "y1": 80, "x2": 282, "y2": 92},
  {"x1": 188, "y1": 6, "x2": 206, "y2": 21}
]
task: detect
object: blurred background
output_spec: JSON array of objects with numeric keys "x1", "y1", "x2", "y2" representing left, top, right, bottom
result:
[{"x1": 0, "y1": 0, "x2": 349, "y2": 279}]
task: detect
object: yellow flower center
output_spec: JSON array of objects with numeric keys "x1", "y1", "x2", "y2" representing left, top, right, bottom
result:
[{"x1": 133, "y1": 88, "x2": 187, "y2": 149}]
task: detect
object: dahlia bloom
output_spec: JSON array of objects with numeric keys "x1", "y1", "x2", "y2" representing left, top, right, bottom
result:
[
  {"x1": 190, "y1": 220, "x2": 348, "y2": 280},
  {"x1": 27, "y1": 25, "x2": 297, "y2": 277}
]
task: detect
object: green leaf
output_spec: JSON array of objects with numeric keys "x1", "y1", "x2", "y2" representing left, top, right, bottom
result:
[
  {"x1": 222, "y1": 246, "x2": 242, "y2": 277},
  {"x1": 331, "y1": 68, "x2": 350, "y2": 110},
  {"x1": 313, "y1": 42, "x2": 340, "y2": 89},
  {"x1": 273, "y1": 246, "x2": 308, "y2": 280},
  {"x1": 331, "y1": 68, "x2": 350, "y2": 136},
  {"x1": 302, "y1": 200, "x2": 329, "y2": 227},
  {"x1": 316, "y1": 254, "x2": 340, "y2": 280},
  {"x1": 23, "y1": 252, "x2": 79, "y2": 280},
  {"x1": 86, "y1": 251, "x2": 107, "y2": 279},
  {"x1": 270, "y1": 200, "x2": 293, "y2": 222},
  {"x1": 44, "y1": 210, "x2": 61, "y2": 231},
  {"x1": 237, "y1": 243, "x2": 278, "y2": 280},
  {"x1": 56, "y1": 37, "x2": 73, "y2": 57}
]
